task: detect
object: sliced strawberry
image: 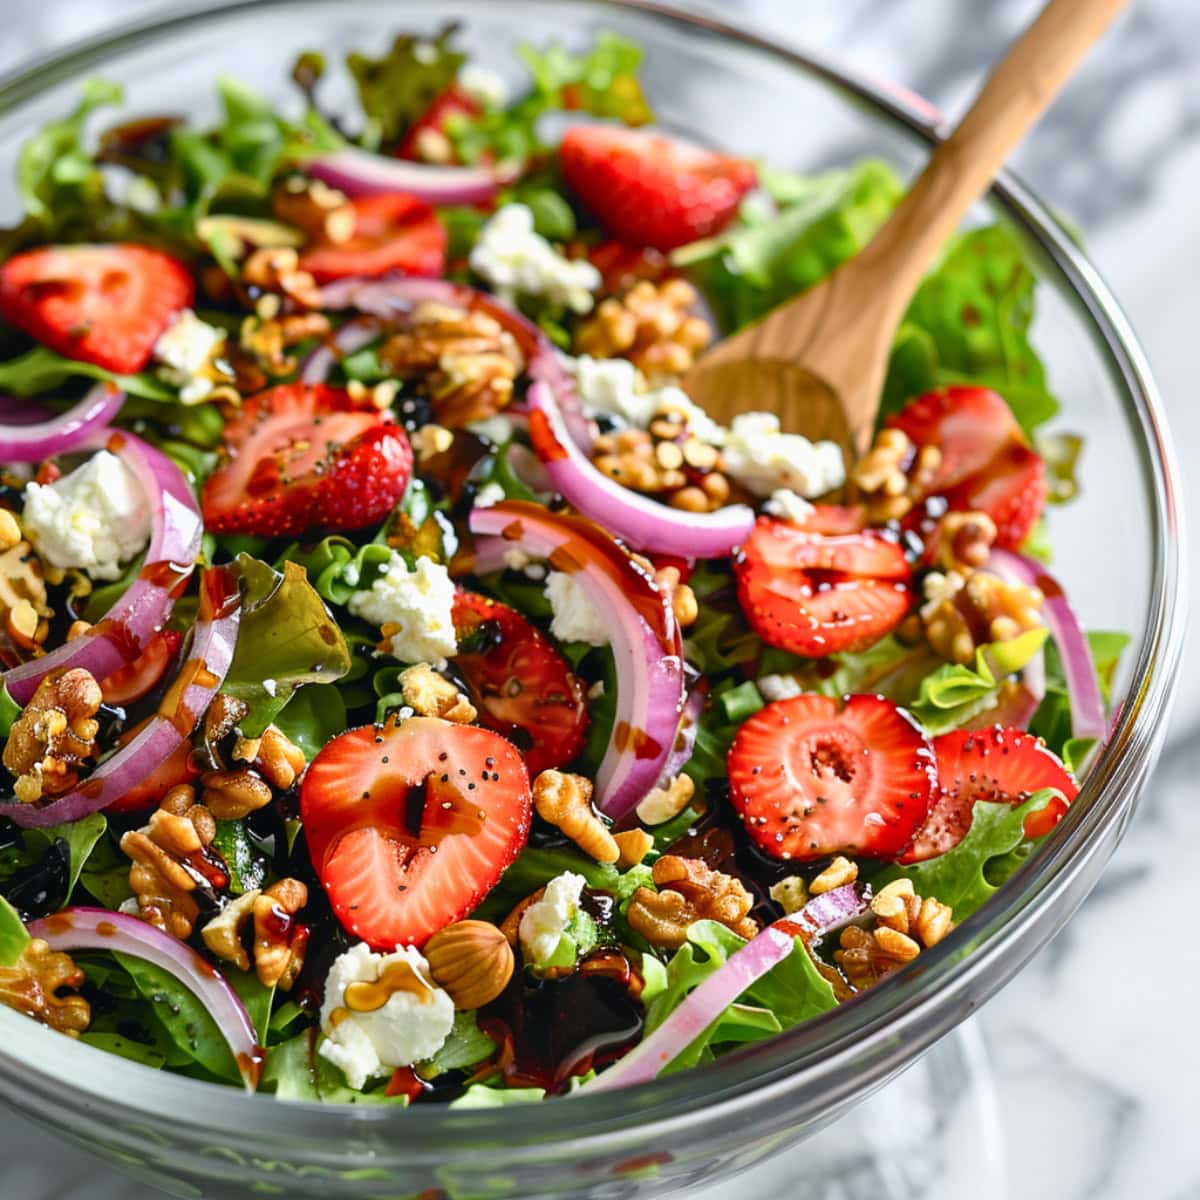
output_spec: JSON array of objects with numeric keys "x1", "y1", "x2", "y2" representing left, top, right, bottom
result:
[
  {"x1": 734, "y1": 518, "x2": 912, "y2": 657},
  {"x1": 728, "y1": 694, "x2": 936, "y2": 862},
  {"x1": 98, "y1": 630, "x2": 182, "y2": 707},
  {"x1": 943, "y1": 443, "x2": 1048, "y2": 550},
  {"x1": 396, "y1": 84, "x2": 482, "y2": 162},
  {"x1": 887, "y1": 386, "x2": 1024, "y2": 493},
  {"x1": 587, "y1": 240, "x2": 670, "y2": 294},
  {"x1": 452, "y1": 591, "x2": 588, "y2": 777},
  {"x1": 298, "y1": 193, "x2": 446, "y2": 283},
  {"x1": 201, "y1": 383, "x2": 412, "y2": 537},
  {"x1": 105, "y1": 724, "x2": 199, "y2": 814},
  {"x1": 793, "y1": 504, "x2": 868, "y2": 536},
  {"x1": 0, "y1": 243, "x2": 193, "y2": 375},
  {"x1": 301, "y1": 717, "x2": 531, "y2": 948},
  {"x1": 901, "y1": 726, "x2": 1077, "y2": 863},
  {"x1": 559, "y1": 126, "x2": 757, "y2": 252}
]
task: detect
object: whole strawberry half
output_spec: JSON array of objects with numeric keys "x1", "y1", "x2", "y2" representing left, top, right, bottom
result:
[
  {"x1": 728, "y1": 693, "x2": 937, "y2": 862},
  {"x1": 0, "y1": 243, "x2": 193, "y2": 375},
  {"x1": 559, "y1": 125, "x2": 757, "y2": 251},
  {"x1": 201, "y1": 382, "x2": 412, "y2": 537}
]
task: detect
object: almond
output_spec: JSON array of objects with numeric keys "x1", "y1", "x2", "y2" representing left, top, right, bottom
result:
[{"x1": 424, "y1": 920, "x2": 514, "y2": 1011}]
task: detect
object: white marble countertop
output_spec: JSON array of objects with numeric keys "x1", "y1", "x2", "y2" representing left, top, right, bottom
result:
[{"x1": 0, "y1": 1, "x2": 1196, "y2": 1197}]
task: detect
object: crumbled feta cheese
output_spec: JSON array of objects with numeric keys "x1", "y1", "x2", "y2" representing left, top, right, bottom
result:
[
  {"x1": 467, "y1": 413, "x2": 523, "y2": 445},
  {"x1": 587, "y1": 679, "x2": 606, "y2": 700},
  {"x1": 458, "y1": 64, "x2": 511, "y2": 109},
  {"x1": 319, "y1": 944, "x2": 454, "y2": 1090},
  {"x1": 762, "y1": 488, "x2": 815, "y2": 524},
  {"x1": 470, "y1": 204, "x2": 600, "y2": 313},
  {"x1": 22, "y1": 451, "x2": 151, "y2": 581},
  {"x1": 153, "y1": 308, "x2": 227, "y2": 405},
  {"x1": 519, "y1": 872, "x2": 586, "y2": 967},
  {"x1": 721, "y1": 412, "x2": 845, "y2": 498},
  {"x1": 473, "y1": 482, "x2": 506, "y2": 508},
  {"x1": 523, "y1": 562, "x2": 547, "y2": 582},
  {"x1": 503, "y1": 546, "x2": 532, "y2": 571},
  {"x1": 348, "y1": 553, "x2": 458, "y2": 662},
  {"x1": 757, "y1": 673, "x2": 804, "y2": 702},
  {"x1": 545, "y1": 571, "x2": 608, "y2": 646},
  {"x1": 262, "y1": 679, "x2": 278, "y2": 698}
]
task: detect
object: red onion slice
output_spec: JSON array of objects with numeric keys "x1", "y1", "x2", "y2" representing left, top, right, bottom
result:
[
  {"x1": 308, "y1": 146, "x2": 515, "y2": 206},
  {"x1": 526, "y1": 381, "x2": 755, "y2": 558},
  {"x1": 587, "y1": 923, "x2": 797, "y2": 1091},
  {"x1": 0, "y1": 567, "x2": 240, "y2": 829},
  {"x1": 793, "y1": 883, "x2": 869, "y2": 939},
  {"x1": 0, "y1": 384, "x2": 124, "y2": 462},
  {"x1": 3, "y1": 430, "x2": 203, "y2": 704},
  {"x1": 317, "y1": 274, "x2": 594, "y2": 450},
  {"x1": 988, "y1": 550, "x2": 1106, "y2": 742},
  {"x1": 656, "y1": 682, "x2": 707, "y2": 789},
  {"x1": 28, "y1": 907, "x2": 261, "y2": 1090},
  {"x1": 298, "y1": 316, "x2": 380, "y2": 384},
  {"x1": 469, "y1": 500, "x2": 685, "y2": 821}
]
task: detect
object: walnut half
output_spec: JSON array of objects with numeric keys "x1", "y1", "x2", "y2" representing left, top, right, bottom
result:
[
  {"x1": 0, "y1": 939, "x2": 90, "y2": 1036},
  {"x1": 627, "y1": 855, "x2": 758, "y2": 949}
]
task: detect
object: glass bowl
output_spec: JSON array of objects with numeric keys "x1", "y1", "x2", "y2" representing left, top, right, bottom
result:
[{"x1": 0, "y1": 2, "x2": 1185, "y2": 1197}]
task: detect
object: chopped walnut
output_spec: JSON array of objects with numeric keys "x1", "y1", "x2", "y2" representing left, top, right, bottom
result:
[
  {"x1": 201, "y1": 890, "x2": 258, "y2": 973},
  {"x1": 232, "y1": 725, "x2": 307, "y2": 791},
  {"x1": 532, "y1": 769, "x2": 618, "y2": 864},
  {"x1": 920, "y1": 568, "x2": 1044, "y2": 664},
  {"x1": 635, "y1": 773, "x2": 695, "y2": 827},
  {"x1": 203, "y1": 693, "x2": 249, "y2": 752},
  {"x1": 120, "y1": 785, "x2": 225, "y2": 940},
  {"x1": 241, "y1": 245, "x2": 321, "y2": 309},
  {"x1": 574, "y1": 279, "x2": 712, "y2": 381},
  {"x1": 852, "y1": 428, "x2": 942, "y2": 523},
  {"x1": 271, "y1": 176, "x2": 355, "y2": 244},
  {"x1": 933, "y1": 510, "x2": 998, "y2": 573},
  {"x1": 834, "y1": 878, "x2": 954, "y2": 991},
  {"x1": 627, "y1": 855, "x2": 758, "y2": 949},
  {"x1": 201, "y1": 768, "x2": 274, "y2": 821},
  {"x1": 769, "y1": 875, "x2": 809, "y2": 915},
  {"x1": 0, "y1": 518, "x2": 53, "y2": 653},
  {"x1": 399, "y1": 664, "x2": 477, "y2": 724},
  {"x1": 201, "y1": 878, "x2": 309, "y2": 989},
  {"x1": 652, "y1": 565, "x2": 699, "y2": 629},
  {"x1": 378, "y1": 300, "x2": 525, "y2": 428},
  {"x1": 411, "y1": 423, "x2": 455, "y2": 464},
  {"x1": 809, "y1": 855, "x2": 858, "y2": 896},
  {"x1": 2, "y1": 668, "x2": 102, "y2": 805},
  {"x1": 240, "y1": 310, "x2": 331, "y2": 375},
  {"x1": 613, "y1": 828, "x2": 654, "y2": 870},
  {"x1": 0, "y1": 939, "x2": 90, "y2": 1036}
]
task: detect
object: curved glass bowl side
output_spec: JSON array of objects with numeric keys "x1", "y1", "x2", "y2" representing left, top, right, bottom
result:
[{"x1": 0, "y1": 2, "x2": 1185, "y2": 1198}]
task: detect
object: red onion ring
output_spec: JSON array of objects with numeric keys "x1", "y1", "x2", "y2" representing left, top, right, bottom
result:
[
  {"x1": 0, "y1": 567, "x2": 240, "y2": 829},
  {"x1": 308, "y1": 146, "x2": 515, "y2": 207},
  {"x1": 28, "y1": 906, "x2": 262, "y2": 1091},
  {"x1": 297, "y1": 317, "x2": 380, "y2": 384},
  {"x1": 987, "y1": 549, "x2": 1106, "y2": 742},
  {"x1": 656, "y1": 682, "x2": 707, "y2": 788},
  {"x1": 586, "y1": 922, "x2": 797, "y2": 1091},
  {"x1": 526, "y1": 380, "x2": 755, "y2": 558},
  {"x1": 792, "y1": 883, "x2": 869, "y2": 939},
  {"x1": 3, "y1": 430, "x2": 203, "y2": 704},
  {"x1": 317, "y1": 274, "x2": 594, "y2": 450},
  {"x1": 0, "y1": 383, "x2": 124, "y2": 462},
  {"x1": 469, "y1": 500, "x2": 685, "y2": 822}
]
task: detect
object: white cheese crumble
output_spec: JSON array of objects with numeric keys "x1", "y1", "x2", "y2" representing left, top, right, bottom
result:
[
  {"x1": 762, "y1": 488, "x2": 816, "y2": 523},
  {"x1": 545, "y1": 571, "x2": 608, "y2": 647},
  {"x1": 473, "y1": 482, "x2": 506, "y2": 508},
  {"x1": 757, "y1": 673, "x2": 805, "y2": 702},
  {"x1": 519, "y1": 872, "x2": 586, "y2": 967},
  {"x1": 348, "y1": 553, "x2": 458, "y2": 662},
  {"x1": 319, "y1": 944, "x2": 454, "y2": 1090},
  {"x1": 153, "y1": 308, "x2": 227, "y2": 405},
  {"x1": 469, "y1": 204, "x2": 600, "y2": 314},
  {"x1": 721, "y1": 412, "x2": 845, "y2": 499},
  {"x1": 22, "y1": 450, "x2": 151, "y2": 581},
  {"x1": 458, "y1": 64, "x2": 511, "y2": 109}
]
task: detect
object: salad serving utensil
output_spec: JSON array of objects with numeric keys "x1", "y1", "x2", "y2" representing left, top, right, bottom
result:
[{"x1": 683, "y1": 0, "x2": 1128, "y2": 455}]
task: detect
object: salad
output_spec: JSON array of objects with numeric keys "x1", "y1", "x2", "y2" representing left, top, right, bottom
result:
[{"x1": 0, "y1": 27, "x2": 1124, "y2": 1105}]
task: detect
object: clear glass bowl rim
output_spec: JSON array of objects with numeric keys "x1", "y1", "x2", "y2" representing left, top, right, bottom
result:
[{"x1": 0, "y1": 0, "x2": 1186, "y2": 1160}]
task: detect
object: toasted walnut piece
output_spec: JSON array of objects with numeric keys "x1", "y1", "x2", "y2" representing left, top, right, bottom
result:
[
  {"x1": 425, "y1": 920, "x2": 515, "y2": 1010},
  {"x1": 0, "y1": 534, "x2": 53, "y2": 652},
  {"x1": 853, "y1": 428, "x2": 943, "y2": 522},
  {"x1": 253, "y1": 879, "x2": 309, "y2": 990},
  {"x1": 592, "y1": 428, "x2": 686, "y2": 494},
  {"x1": 810, "y1": 856, "x2": 859, "y2": 896},
  {"x1": 770, "y1": 875, "x2": 810, "y2": 915},
  {"x1": 613, "y1": 828, "x2": 654, "y2": 870},
  {"x1": 627, "y1": 855, "x2": 759, "y2": 950},
  {"x1": 652, "y1": 565, "x2": 699, "y2": 629},
  {"x1": 240, "y1": 310, "x2": 331, "y2": 375},
  {"x1": 835, "y1": 882, "x2": 954, "y2": 991},
  {"x1": 921, "y1": 568, "x2": 1044, "y2": 664},
  {"x1": 3, "y1": 668, "x2": 103, "y2": 805},
  {"x1": 533, "y1": 769, "x2": 618, "y2": 864},
  {"x1": 0, "y1": 509, "x2": 20, "y2": 551},
  {"x1": 934, "y1": 510, "x2": 998, "y2": 573},
  {"x1": 271, "y1": 176, "x2": 355, "y2": 243},
  {"x1": 635, "y1": 773, "x2": 695, "y2": 827},
  {"x1": 254, "y1": 727, "x2": 307, "y2": 791},
  {"x1": 399, "y1": 664, "x2": 478, "y2": 725},
  {"x1": 242, "y1": 245, "x2": 321, "y2": 309},
  {"x1": 412, "y1": 423, "x2": 455, "y2": 464},
  {"x1": 201, "y1": 768, "x2": 274, "y2": 821},
  {"x1": 201, "y1": 889, "x2": 260, "y2": 973},
  {"x1": 0, "y1": 938, "x2": 90, "y2": 1036},
  {"x1": 204, "y1": 693, "x2": 249, "y2": 752},
  {"x1": 574, "y1": 279, "x2": 712, "y2": 381}
]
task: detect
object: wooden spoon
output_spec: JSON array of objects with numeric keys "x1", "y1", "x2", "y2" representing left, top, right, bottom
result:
[{"x1": 683, "y1": 0, "x2": 1127, "y2": 457}]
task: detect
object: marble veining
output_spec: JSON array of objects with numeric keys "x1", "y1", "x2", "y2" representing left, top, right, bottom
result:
[{"x1": 0, "y1": 1, "x2": 1196, "y2": 1197}]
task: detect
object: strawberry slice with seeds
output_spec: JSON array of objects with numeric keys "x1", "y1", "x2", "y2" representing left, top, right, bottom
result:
[
  {"x1": 943, "y1": 443, "x2": 1048, "y2": 550},
  {"x1": 452, "y1": 591, "x2": 588, "y2": 777},
  {"x1": 728, "y1": 694, "x2": 937, "y2": 862},
  {"x1": 301, "y1": 717, "x2": 532, "y2": 948},
  {"x1": 559, "y1": 125, "x2": 757, "y2": 251},
  {"x1": 900, "y1": 726, "x2": 1076, "y2": 864},
  {"x1": 734, "y1": 517, "x2": 913, "y2": 657},
  {"x1": 0, "y1": 243, "x2": 193, "y2": 375},
  {"x1": 395, "y1": 85, "x2": 482, "y2": 162},
  {"x1": 201, "y1": 382, "x2": 412, "y2": 537}
]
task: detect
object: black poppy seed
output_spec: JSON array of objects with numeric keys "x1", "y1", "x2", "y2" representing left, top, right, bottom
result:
[
  {"x1": 438, "y1": 752, "x2": 448, "y2": 762},
  {"x1": 440, "y1": 773, "x2": 449, "y2": 783}
]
